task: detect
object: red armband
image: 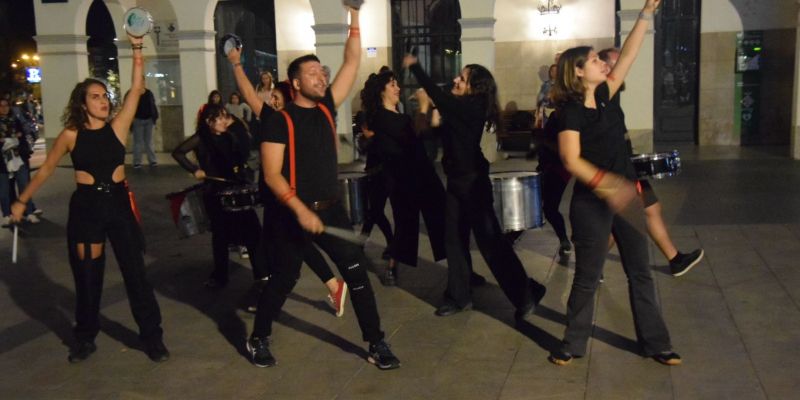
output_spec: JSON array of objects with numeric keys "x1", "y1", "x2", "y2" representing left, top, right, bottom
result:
[
  {"x1": 349, "y1": 27, "x2": 360, "y2": 38},
  {"x1": 279, "y1": 190, "x2": 296, "y2": 205},
  {"x1": 587, "y1": 169, "x2": 606, "y2": 190}
]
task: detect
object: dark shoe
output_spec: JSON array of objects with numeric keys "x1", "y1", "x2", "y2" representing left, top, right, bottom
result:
[
  {"x1": 145, "y1": 339, "x2": 170, "y2": 362},
  {"x1": 382, "y1": 265, "x2": 397, "y2": 286},
  {"x1": 368, "y1": 340, "x2": 401, "y2": 370},
  {"x1": 435, "y1": 301, "x2": 472, "y2": 317},
  {"x1": 558, "y1": 240, "x2": 572, "y2": 256},
  {"x1": 515, "y1": 279, "x2": 547, "y2": 320},
  {"x1": 247, "y1": 336, "x2": 276, "y2": 367},
  {"x1": 470, "y1": 272, "x2": 487, "y2": 287},
  {"x1": 133, "y1": 163, "x2": 142, "y2": 169},
  {"x1": 548, "y1": 350, "x2": 574, "y2": 366},
  {"x1": 670, "y1": 249, "x2": 704, "y2": 277},
  {"x1": 598, "y1": 274, "x2": 605, "y2": 283},
  {"x1": 204, "y1": 277, "x2": 227, "y2": 289},
  {"x1": 68, "y1": 341, "x2": 97, "y2": 363},
  {"x1": 149, "y1": 162, "x2": 159, "y2": 167},
  {"x1": 652, "y1": 350, "x2": 682, "y2": 366}
]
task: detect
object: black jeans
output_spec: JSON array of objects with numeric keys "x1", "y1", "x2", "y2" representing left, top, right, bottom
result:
[
  {"x1": 443, "y1": 174, "x2": 537, "y2": 308},
  {"x1": 360, "y1": 172, "x2": 394, "y2": 246},
  {"x1": 540, "y1": 166, "x2": 570, "y2": 243},
  {"x1": 67, "y1": 184, "x2": 163, "y2": 344},
  {"x1": 204, "y1": 191, "x2": 265, "y2": 283},
  {"x1": 253, "y1": 203, "x2": 384, "y2": 344},
  {"x1": 562, "y1": 191, "x2": 672, "y2": 356}
]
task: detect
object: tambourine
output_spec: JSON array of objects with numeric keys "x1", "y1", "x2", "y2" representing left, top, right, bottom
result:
[
  {"x1": 342, "y1": 0, "x2": 365, "y2": 10},
  {"x1": 219, "y1": 34, "x2": 243, "y2": 57},
  {"x1": 123, "y1": 7, "x2": 154, "y2": 38}
]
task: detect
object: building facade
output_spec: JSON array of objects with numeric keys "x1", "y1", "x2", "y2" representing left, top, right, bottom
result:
[{"x1": 33, "y1": 0, "x2": 800, "y2": 161}]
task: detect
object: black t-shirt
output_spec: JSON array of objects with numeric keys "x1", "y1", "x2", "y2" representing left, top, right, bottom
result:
[
  {"x1": 559, "y1": 82, "x2": 634, "y2": 186},
  {"x1": 260, "y1": 88, "x2": 338, "y2": 203}
]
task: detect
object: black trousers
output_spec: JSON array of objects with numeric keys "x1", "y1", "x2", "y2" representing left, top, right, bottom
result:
[
  {"x1": 67, "y1": 184, "x2": 163, "y2": 344},
  {"x1": 443, "y1": 174, "x2": 536, "y2": 308},
  {"x1": 360, "y1": 171, "x2": 394, "y2": 246},
  {"x1": 253, "y1": 203, "x2": 384, "y2": 344},
  {"x1": 540, "y1": 165, "x2": 570, "y2": 243},
  {"x1": 204, "y1": 191, "x2": 265, "y2": 283},
  {"x1": 562, "y1": 190, "x2": 672, "y2": 356}
]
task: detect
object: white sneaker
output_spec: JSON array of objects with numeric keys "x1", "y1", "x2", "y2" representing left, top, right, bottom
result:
[
  {"x1": 239, "y1": 246, "x2": 250, "y2": 259},
  {"x1": 1, "y1": 216, "x2": 10, "y2": 227},
  {"x1": 32, "y1": 208, "x2": 43, "y2": 216},
  {"x1": 26, "y1": 214, "x2": 40, "y2": 224}
]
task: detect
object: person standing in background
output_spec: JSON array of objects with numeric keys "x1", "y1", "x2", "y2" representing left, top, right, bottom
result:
[{"x1": 131, "y1": 87, "x2": 159, "y2": 169}]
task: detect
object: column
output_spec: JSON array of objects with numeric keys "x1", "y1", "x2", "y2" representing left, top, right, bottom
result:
[
  {"x1": 619, "y1": 0, "x2": 656, "y2": 153},
  {"x1": 175, "y1": 30, "x2": 217, "y2": 137},
  {"x1": 791, "y1": 0, "x2": 800, "y2": 159}
]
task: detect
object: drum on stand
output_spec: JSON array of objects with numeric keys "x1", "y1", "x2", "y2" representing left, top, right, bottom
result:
[
  {"x1": 338, "y1": 172, "x2": 367, "y2": 226},
  {"x1": 630, "y1": 150, "x2": 681, "y2": 179},
  {"x1": 490, "y1": 171, "x2": 544, "y2": 232},
  {"x1": 217, "y1": 185, "x2": 261, "y2": 212},
  {"x1": 123, "y1": 7, "x2": 154, "y2": 38},
  {"x1": 166, "y1": 184, "x2": 209, "y2": 238}
]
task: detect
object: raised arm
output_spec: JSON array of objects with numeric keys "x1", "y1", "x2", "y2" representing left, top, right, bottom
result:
[
  {"x1": 261, "y1": 141, "x2": 324, "y2": 234},
  {"x1": 227, "y1": 47, "x2": 264, "y2": 116},
  {"x1": 111, "y1": 34, "x2": 145, "y2": 142},
  {"x1": 607, "y1": 0, "x2": 661, "y2": 98},
  {"x1": 10, "y1": 129, "x2": 74, "y2": 222},
  {"x1": 403, "y1": 55, "x2": 460, "y2": 118},
  {"x1": 330, "y1": 7, "x2": 361, "y2": 107}
]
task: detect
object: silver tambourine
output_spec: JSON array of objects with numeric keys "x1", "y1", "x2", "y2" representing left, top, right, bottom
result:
[
  {"x1": 342, "y1": 0, "x2": 365, "y2": 10},
  {"x1": 219, "y1": 34, "x2": 243, "y2": 57},
  {"x1": 123, "y1": 7, "x2": 154, "y2": 38}
]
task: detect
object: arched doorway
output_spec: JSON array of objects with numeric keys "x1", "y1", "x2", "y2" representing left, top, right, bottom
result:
[
  {"x1": 86, "y1": 0, "x2": 119, "y2": 102},
  {"x1": 213, "y1": 0, "x2": 277, "y2": 102},
  {"x1": 391, "y1": 0, "x2": 462, "y2": 113}
]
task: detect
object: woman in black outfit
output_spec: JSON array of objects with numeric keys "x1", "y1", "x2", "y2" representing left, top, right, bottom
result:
[
  {"x1": 356, "y1": 111, "x2": 394, "y2": 262},
  {"x1": 360, "y1": 70, "x2": 447, "y2": 286},
  {"x1": 403, "y1": 55, "x2": 547, "y2": 318},
  {"x1": 172, "y1": 105, "x2": 264, "y2": 289},
  {"x1": 548, "y1": 0, "x2": 680, "y2": 366},
  {"x1": 11, "y1": 34, "x2": 168, "y2": 363}
]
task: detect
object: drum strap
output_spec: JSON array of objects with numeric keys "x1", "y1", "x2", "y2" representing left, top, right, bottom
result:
[{"x1": 279, "y1": 105, "x2": 338, "y2": 192}]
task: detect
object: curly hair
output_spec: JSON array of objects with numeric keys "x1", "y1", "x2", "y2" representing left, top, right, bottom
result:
[
  {"x1": 274, "y1": 80, "x2": 294, "y2": 104},
  {"x1": 61, "y1": 78, "x2": 108, "y2": 130},
  {"x1": 463, "y1": 64, "x2": 501, "y2": 133},
  {"x1": 551, "y1": 46, "x2": 593, "y2": 106},
  {"x1": 359, "y1": 69, "x2": 396, "y2": 129}
]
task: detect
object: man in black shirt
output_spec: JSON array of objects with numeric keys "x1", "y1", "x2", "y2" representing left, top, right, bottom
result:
[
  {"x1": 131, "y1": 88, "x2": 159, "y2": 168},
  {"x1": 246, "y1": 6, "x2": 400, "y2": 370}
]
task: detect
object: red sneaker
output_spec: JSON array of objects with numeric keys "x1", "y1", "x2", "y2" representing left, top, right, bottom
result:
[{"x1": 328, "y1": 279, "x2": 348, "y2": 317}]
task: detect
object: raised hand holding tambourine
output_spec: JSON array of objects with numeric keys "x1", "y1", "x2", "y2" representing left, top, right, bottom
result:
[
  {"x1": 342, "y1": 0, "x2": 365, "y2": 10},
  {"x1": 123, "y1": 7, "x2": 154, "y2": 38},
  {"x1": 219, "y1": 34, "x2": 243, "y2": 57}
]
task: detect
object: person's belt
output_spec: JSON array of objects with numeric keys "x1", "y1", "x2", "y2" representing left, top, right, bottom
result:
[
  {"x1": 310, "y1": 198, "x2": 338, "y2": 211},
  {"x1": 77, "y1": 182, "x2": 124, "y2": 193}
]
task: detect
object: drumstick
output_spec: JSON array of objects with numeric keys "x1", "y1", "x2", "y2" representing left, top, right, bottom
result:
[
  {"x1": 12, "y1": 224, "x2": 18, "y2": 264},
  {"x1": 205, "y1": 176, "x2": 232, "y2": 183},
  {"x1": 323, "y1": 226, "x2": 364, "y2": 245}
]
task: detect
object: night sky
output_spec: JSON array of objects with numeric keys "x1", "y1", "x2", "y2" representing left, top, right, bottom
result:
[{"x1": 0, "y1": 0, "x2": 37, "y2": 94}]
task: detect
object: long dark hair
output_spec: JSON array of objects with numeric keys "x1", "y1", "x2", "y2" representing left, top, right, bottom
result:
[
  {"x1": 551, "y1": 46, "x2": 593, "y2": 106},
  {"x1": 207, "y1": 90, "x2": 222, "y2": 105},
  {"x1": 61, "y1": 78, "x2": 107, "y2": 130},
  {"x1": 464, "y1": 64, "x2": 501, "y2": 133},
  {"x1": 274, "y1": 80, "x2": 294, "y2": 104},
  {"x1": 360, "y1": 70, "x2": 396, "y2": 129}
]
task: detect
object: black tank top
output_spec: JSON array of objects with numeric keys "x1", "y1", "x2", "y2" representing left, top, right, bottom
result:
[{"x1": 71, "y1": 124, "x2": 125, "y2": 184}]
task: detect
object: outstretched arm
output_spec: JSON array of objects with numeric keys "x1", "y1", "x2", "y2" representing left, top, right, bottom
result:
[
  {"x1": 607, "y1": 0, "x2": 661, "y2": 98},
  {"x1": 330, "y1": 7, "x2": 361, "y2": 108},
  {"x1": 111, "y1": 34, "x2": 145, "y2": 143},
  {"x1": 227, "y1": 47, "x2": 264, "y2": 116},
  {"x1": 11, "y1": 129, "x2": 74, "y2": 222}
]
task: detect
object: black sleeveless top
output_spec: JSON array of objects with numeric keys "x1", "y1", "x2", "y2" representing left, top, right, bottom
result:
[{"x1": 71, "y1": 124, "x2": 125, "y2": 184}]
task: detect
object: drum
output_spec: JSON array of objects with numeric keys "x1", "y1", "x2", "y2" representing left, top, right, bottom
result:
[
  {"x1": 338, "y1": 172, "x2": 367, "y2": 225},
  {"x1": 219, "y1": 34, "x2": 243, "y2": 57},
  {"x1": 217, "y1": 185, "x2": 261, "y2": 212},
  {"x1": 490, "y1": 171, "x2": 544, "y2": 232},
  {"x1": 630, "y1": 150, "x2": 681, "y2": 179},
  {"x1": 123, "y1": 7, "x2": 154, "y2": 38},
  {"x1": 166, "y1": 184, "x2": 209, "y2": 238}
]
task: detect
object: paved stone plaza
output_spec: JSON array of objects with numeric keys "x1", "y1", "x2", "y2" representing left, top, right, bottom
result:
[{"x1": 1, "y1": 145, "x2": 799, "y2": 399}]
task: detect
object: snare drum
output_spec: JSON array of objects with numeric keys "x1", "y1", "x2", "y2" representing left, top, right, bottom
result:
[
  {"x1": 219, "y1": 33, "x2": 243, "y2": 57},
  {"x1": 166, "y1": 184, "x2": 209, "y2": 238},
  {"x1": 123, "y1": 7, "x2": 154, "y2": 38},
  {"x1": 338, "y1": 172, "x2": 367, "y2": 225},
  {"x1": 630, "y1": 150, "x2": 681, "y2": 179},
  {"x1": 490, "y1": 171, "x2": 544, "y2": 232},
  {"x1": 217, "y1": 185, "x2": 261, "y2": 212}
]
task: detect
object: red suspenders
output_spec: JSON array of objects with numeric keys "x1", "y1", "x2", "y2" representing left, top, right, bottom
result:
[{"x1": 278, "y1": 104, "x2": 337, "y2": 193}]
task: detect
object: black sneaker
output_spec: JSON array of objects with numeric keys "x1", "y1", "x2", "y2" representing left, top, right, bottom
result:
[
  {"x1": 368, "y1": 340, "x2": 400, "y2": 370},
  {"x1": 382, "y1": 265, "x2": 397, "y2": 286},
  {"x1": 548, "y1": 349, "x2": 574, "y2": 366},
  {"x1": 515, "y1": 279, "x2": 547, "y2": 320},
  {"x1": 558, "y1": 240, "x2": 572, "y2": 256},
  {"x1": 68, "y1": 341, "x2": 97, "y2": 363},
  {"x1": 652, "y1": 350, "x2": 682, "y2": 366},
  {"x1": 145, "y1": 339, "x2": 170, "y2": 362},
  {"x1": 670, "y1": 249, "x2": 704, "y2": 277},
  {"x1": 470, "y1": 272, "x2": 487, "y2": 287},
  {"x1": 247, "y1": 336, "x2": 276, "y2": 367},
  {"x1": 435, "y1": 301, "x2": 472, "y2": 317}
]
